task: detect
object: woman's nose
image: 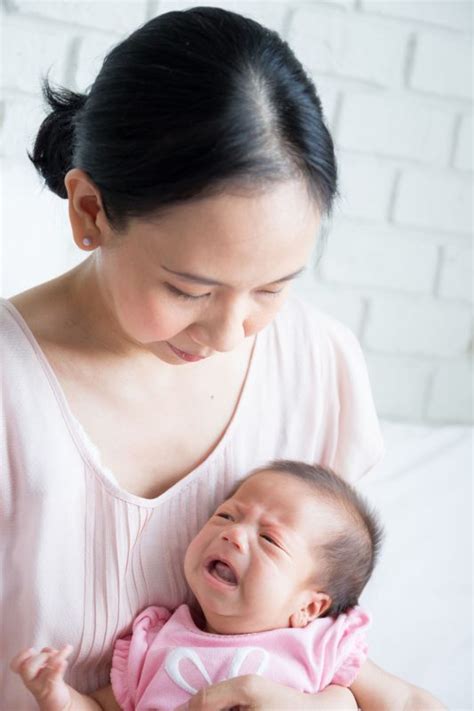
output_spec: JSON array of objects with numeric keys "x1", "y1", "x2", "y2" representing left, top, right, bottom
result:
[
  {"x1": 197, "y1": 299, "x2": 248, "y2": 352},
  {"x1": 206, "y1": 317, "x2": 245, "y2": 352},
  {"x1": 222, "y1": 525, "x2": 247, "y2": 552}
]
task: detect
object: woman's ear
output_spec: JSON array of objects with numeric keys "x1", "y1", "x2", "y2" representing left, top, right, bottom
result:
[
  {"x1": 289, "y1": 591, "x2": 332, "y2": 628},
  {"x1": 64, "y1": 168, "x2": 113, "y2": 249}
]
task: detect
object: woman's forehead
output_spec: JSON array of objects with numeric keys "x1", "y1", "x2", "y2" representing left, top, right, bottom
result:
[
  {"x1": 132, "y1": 181, "x2": 320, "y2": 281},
  {"x1": 141, "y1": 180, "x2": 317, "y2": 237}
]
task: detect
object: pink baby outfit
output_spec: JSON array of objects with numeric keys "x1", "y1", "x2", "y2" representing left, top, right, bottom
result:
[
  {"x1": 1, "y1": 295, "x2": 384, "y2": 709},
  {"x1": 111, "y1": 604, "x2": 370, "y2": 710}
]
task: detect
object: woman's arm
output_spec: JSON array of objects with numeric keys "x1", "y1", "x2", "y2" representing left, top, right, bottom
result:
[
  {"x1": 351, "y1": 659, "x2": 447, "y2": 711},
  {"x1": 175, "y1": 676, "x2": 358, "y2": 710},
  {"x1": 176, "y1": 660, "x2": 447, "y2": 711}
]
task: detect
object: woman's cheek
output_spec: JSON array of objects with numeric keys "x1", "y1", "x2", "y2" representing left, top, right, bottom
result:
[{"x1": 116, "y1": 290, "x2": 192, "y2": 343}]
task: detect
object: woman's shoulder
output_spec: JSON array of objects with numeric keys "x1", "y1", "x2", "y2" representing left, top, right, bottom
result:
[
  {"x1": 4, "y1": 277, "x2": 71, "y2": 345},
  {"x1": 1, "y1": 296, "x2": 33, "y2": 356}
]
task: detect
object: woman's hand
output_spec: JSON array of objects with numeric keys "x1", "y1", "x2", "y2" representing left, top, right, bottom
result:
[
  {"x1": 10, "y1": 644, "x2": 73, "y2": 711},
  {"x1": 176, "y1": 675, "x2": 357, "y2": 710}
]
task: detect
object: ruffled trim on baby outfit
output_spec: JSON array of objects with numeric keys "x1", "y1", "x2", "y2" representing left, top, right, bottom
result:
[
  {"x1": 110, "y1": 606, "x2": 172, "y2": 710},
  {"x1": 331, "y1": 607, "x2": 370, "y2": 687}
]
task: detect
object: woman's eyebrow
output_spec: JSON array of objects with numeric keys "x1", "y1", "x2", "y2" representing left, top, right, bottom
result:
[{"x1": 161, "y1": 265, "x2": 306, "y2": 286}]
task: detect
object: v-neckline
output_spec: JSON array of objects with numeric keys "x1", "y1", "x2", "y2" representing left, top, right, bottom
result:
[{"x1": 2, "y1": 297, "x2": 264, "y2": 508}]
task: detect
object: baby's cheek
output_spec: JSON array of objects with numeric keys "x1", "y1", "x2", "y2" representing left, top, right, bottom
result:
[{"x1": 184, "y1": 530, "x2": 206, "y2": 573}]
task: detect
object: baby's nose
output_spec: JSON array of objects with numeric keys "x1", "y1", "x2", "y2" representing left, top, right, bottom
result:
[{"x1": 222, "y1": 526, "x2": 247, "y2": 551}]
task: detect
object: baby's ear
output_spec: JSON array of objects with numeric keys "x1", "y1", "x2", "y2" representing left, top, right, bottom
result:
[{"x1": 289, "y1": 592, "x2": 332, "y2": 628}]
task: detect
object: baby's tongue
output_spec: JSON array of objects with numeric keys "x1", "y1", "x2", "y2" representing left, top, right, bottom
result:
[{"x1": 214, "y1": 561, "x2": 237, "y2": 584}]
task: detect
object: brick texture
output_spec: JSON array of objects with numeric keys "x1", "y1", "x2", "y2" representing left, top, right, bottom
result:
[
  {"x1": 409, "y1": 32, "x2": 473, "y2": 101},
  {"x1": 337, "y1": 93, "x2": 455, "y2": 164},
  {"x1": 365, "y1": 296, "x2": 472, "y2": 357},
  {"x1": 427, "y1": 358, "x2": 473, "y2": 423},
  {"x1": 394, "y1": 170, "x2": 472, "y2": 234},
  {"x1": 288, "y1": 7, "x2": 409, "y2": 87}
]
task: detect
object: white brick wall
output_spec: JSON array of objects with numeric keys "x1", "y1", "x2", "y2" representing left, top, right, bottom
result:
[
  {"x1": 394, "y1": 169, "x2": 472, "y2": 234},
  {"x1": 13, "y1": 0, "x2": 150, "y2": 35},
  {"x1": 428, "y1": 357, "x2": 473, "y2": 423},
  {"x1": 360, "y1": 1, "x2": 472, "y2": 33},
  {"x1": 319, "y1": 221, "x2": 440, "y2": 293},
  {"x1": 438, "y1": 244, "x2": 473, "y2": 302},
  {"x1": 287, "y1": 7, "x2": 410, "y2": 87},
  {"x1": 454, "y1": 113, "x2": 473, "y2": 172},
  {"x1": 409, "y1": 31, "x2": 472, "y2": 101},
  {"x1": 1, "y1": 0, "x2": 473, "y2": 424},
  {"x1": 365, "y1": 296, "x2": 472, "y2": 357},
  {"x1": 337, "y1": 93, "x2": 455, "y2": 164}
]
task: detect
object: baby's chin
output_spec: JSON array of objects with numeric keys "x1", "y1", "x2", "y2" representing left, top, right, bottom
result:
[{"x1": 194, "y1": 601, "x2": 293, "y2": 635}]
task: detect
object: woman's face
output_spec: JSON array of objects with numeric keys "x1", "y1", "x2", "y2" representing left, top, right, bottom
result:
[{"x1": 69, "y1": 175, "x2": 321, "y2": 363}]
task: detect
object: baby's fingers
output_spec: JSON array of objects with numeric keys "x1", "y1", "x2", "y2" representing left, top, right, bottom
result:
[
  {"x1": 15, "y1": 650, "x2": 55, "y2": 683},
  {"x1": 12, "y1": 645, "x2": 72, "y2": 685},
  {"x1": 42, "y1": 648, "x2": 72, "y2": 683},
  {"x1": 10, "y1": 648, "x2": 36, "y2": 674}
]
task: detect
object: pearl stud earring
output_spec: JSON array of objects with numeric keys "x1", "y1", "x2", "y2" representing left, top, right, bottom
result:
[{"x1": 82, "y1": 237, "x2": 93, "y2": 247}]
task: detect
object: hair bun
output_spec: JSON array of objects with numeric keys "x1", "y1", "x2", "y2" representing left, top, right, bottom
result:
[{"x1": 27, "y1": 72, "x2": 87, "y2": 199}]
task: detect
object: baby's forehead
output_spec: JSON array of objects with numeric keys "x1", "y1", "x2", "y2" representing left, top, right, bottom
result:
[
  {"x1": 228, "y1": 470, "x2": 340, "y2": 528},
  {"x1": 234, "y1": 468, "x2": 319, "y2": 498}
]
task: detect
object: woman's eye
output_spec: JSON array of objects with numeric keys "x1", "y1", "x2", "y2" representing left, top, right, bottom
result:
[
  {"x1": 258, "y1": 289, "x2": 283, "y2": 298},
  {"x1": 260, "y1": 534, "x2": 278, "y2": 546},
  {"x1": 165, "y1": 283, "x2": 210, "y2": 301}
]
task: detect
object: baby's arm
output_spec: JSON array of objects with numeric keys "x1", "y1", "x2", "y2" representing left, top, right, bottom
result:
[
  {"x1": 350, "y1": 659, "x2": 446, "y2": 711},
  {"x1": 10, "y1": 646, "x2": 120, "y2": 711}
]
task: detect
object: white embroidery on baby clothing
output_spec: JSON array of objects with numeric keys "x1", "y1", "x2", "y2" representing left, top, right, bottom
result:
[
  {"x1": 227, "y1": 646, "x2": 269, "y2": 678},
  {"x1": 165, "y1": 647, "x2": 212, "y2": 694},
  {"x1": 164, "y1": 646, "x2": 270, "y2": 693}
]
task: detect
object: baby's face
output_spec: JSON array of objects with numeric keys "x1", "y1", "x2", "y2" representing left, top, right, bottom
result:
[{"x1": 184, "y1": 470, "x2": 337, "y2": 635}]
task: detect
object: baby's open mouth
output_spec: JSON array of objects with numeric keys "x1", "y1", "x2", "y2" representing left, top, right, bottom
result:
[{"x1": 206, "y1": 559, "x2": 238, "y2": 586}]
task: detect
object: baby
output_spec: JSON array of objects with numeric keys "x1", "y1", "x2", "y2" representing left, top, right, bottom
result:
[{"x1": 11, "y1": 460, "x2": 383, "y2": 711}]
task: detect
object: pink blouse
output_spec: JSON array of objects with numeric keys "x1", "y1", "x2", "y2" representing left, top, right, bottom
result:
[{"x1": 0, "y1": 295, "x2": 383, "y2": 708}]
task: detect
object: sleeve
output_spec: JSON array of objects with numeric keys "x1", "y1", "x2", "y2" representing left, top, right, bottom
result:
[
  {"x1": 318, "y1": 315, "x2": 385, "y2": 483},
  {"x1": 110, "y1": 605, "x2": 172, "y2": 711},
  {"x1": 330, "y1": 607, "x2": 371, "y2": 687}
]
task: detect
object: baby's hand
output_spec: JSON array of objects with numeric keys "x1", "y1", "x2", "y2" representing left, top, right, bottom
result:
[{"x1": 10, "y1": 644, "x2": 73, "y2": 711}]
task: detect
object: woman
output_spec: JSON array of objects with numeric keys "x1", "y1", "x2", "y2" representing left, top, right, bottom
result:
[{"x1": 1, "y1": 7, "x2": 443, "y2": 710}]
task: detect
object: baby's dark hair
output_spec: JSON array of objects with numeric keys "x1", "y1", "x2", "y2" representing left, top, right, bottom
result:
[{"x1": 245, "y1": 460, "x2": 383, "y2": 618}]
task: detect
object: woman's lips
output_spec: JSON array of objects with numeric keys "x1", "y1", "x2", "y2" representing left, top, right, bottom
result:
[{"x1": 167, "y1": 343, "x2": 208, "y2": 362}]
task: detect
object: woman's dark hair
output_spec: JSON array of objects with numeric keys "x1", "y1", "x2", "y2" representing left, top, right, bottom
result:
[
  {"x1": 28, "y1": 6, "x2": 338, "y2": 233},
  {"x1": 244, "y1": 460, "x2": 384, "y2": 618}
]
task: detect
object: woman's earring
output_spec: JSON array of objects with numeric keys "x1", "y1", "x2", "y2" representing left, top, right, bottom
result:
[{"x1": 82, "y1": 237, "x2": 93, "y2": 248}]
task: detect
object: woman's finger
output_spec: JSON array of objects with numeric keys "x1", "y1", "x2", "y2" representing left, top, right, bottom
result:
[{"x1": 177, "y1": 675, "x2": 261, "y2": 711}]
